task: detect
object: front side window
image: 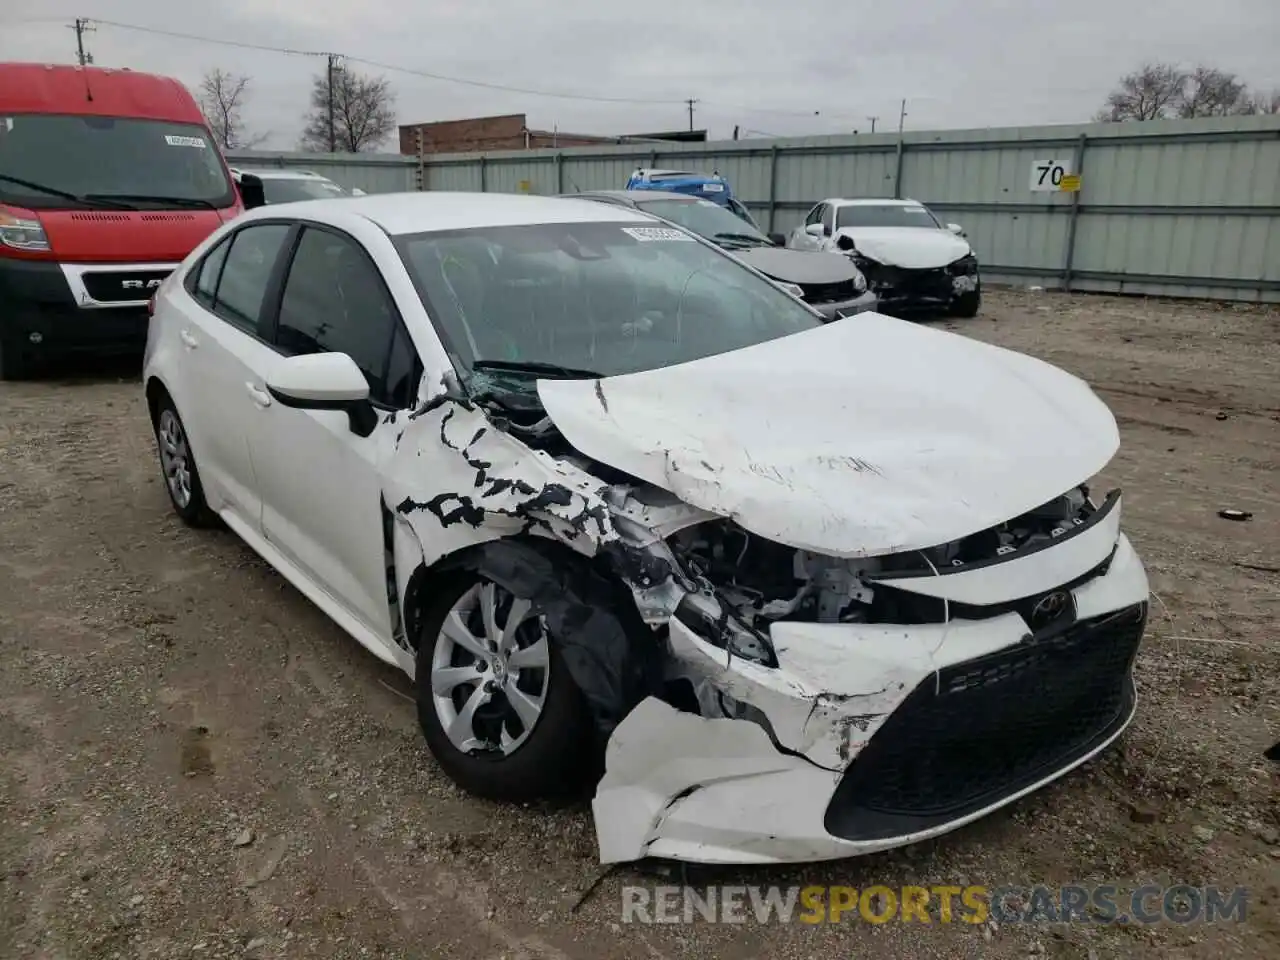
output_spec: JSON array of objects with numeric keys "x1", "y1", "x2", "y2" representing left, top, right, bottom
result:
[
  {"x1": 634, "y1": 198, "x2": 771, "y2": 249},
  {"x1": 261, "y1": 178, "x2": 348, "y2": 204},
  {"x1": 275, "y1": 227, "x2": 405, "y2": 405},
  {"x1": 212, "y1": 224, "x2": 291, "y2": 335},
  {"x1": 835, "y1": 204, "x2": 941, "y2": 230},
  {"x1": 0, "y1": 114, "x2": 235, "y2": 209},
  {"x1": 394, "y1": 220, "x2": 822, "y2": 388}
]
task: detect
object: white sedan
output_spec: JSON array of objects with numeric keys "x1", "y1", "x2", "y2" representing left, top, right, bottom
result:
[
  {"x1": 143, "y1": 192, "x2": 1149, "y2": 865},
  {"x1": 788, "y1": 197, "x2": 982, "y2": 317}
]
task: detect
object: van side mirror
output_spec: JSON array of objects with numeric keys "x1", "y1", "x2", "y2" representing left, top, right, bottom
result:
[{"x1": 238, "y1": 173, "x2": 266, "y2": 210}]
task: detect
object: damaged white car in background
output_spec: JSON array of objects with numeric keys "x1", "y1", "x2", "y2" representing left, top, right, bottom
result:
[
  {"x1": 788, "y1": 197, "x2": 983, "y2": 318},
  {"x1": 142, "y1": 192, "x2": 1149, "y2": 867}
]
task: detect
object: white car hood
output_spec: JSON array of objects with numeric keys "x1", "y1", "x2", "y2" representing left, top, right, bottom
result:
[
  {"x1": 836, "y1": 226, "x2": 971, "y2": 269},
  {"x1": 536, "y1": 313, "x2": 1119, "y2": 558}
]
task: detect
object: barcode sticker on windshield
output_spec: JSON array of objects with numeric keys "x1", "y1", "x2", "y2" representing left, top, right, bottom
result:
[
  {"x1": 164, "y1": 135, "x2": 207, "y2": 148},
  {"x1": 621, "y1": 227, "x2": 695, "y2": 242}
]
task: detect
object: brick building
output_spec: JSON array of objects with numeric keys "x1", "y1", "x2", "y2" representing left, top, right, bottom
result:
[{"x1": 399, "y1": 113, "x2": 706, "y2": 156}]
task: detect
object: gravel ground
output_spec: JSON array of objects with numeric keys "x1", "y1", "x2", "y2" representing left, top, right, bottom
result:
[{"x1": 1, "y1": 288, "x2": 1277, "y2": 960}]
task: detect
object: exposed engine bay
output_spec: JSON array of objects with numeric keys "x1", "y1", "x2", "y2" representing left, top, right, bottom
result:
[{"x1": 667, "y1": 484, "x2": 1097, "y2": 628}]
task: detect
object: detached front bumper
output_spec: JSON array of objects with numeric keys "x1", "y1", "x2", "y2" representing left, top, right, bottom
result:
[
  {"x1": 862, "y1": 262, "x2": 979, "y2": 311},
  {"x1": 809, "y1": 289, "x2": 879, "y2": 321},
  {"x1": 593, "y1": 532, "x2": 1149, "y2": 865}
]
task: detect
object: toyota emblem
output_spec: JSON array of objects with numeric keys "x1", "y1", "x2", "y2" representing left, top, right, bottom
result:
[{"x1": 1030, "y1": 591, "x2": 1069, "y2": 625}]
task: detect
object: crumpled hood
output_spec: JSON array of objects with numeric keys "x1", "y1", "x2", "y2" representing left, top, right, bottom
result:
[
  {"x1": 836, "y1": 226, "x2": 970, "y2": 269},
  {"x1": 732, "y1": 247, "x2": 861, "y2": 286},
  {"x1": 536, "y1": 313, "x2": 1119, "y2": 557}
]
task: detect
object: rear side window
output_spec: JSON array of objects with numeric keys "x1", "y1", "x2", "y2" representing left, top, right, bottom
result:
[
  {"x1": 191, "y1": 237, "x2": 231, "y2": 308},
  {"x1": 274, "y1": 226, "x2": 408, "y2": 406},
  {"x1": 212, "y1": 224, "x2": 291, "y2": 335}
]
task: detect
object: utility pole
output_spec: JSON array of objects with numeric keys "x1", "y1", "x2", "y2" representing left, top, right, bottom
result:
[
  {"x1": 69, "y1": 18, "x2": 95, "y2": 66},
  {"x1": 685, "y1": 98, "x2": 698, "y2": 131},
  {"x1": 897, "y1": 98, "x2": 908, "y2": 134},
  {"x1": 866, "y1": 116, "x2": 878, "y2": 133},
  {"x1": 326, "y1": 54, "x2": 342, "y2": 153}
]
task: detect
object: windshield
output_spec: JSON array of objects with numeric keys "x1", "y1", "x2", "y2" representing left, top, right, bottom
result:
[
  {"x1": 395, "y1": 220, "x2": 821, "y2": 391},
  {"x1": 260, "y1": 177, "x2": 349, "y2": 203},
  {"x1": 0, "y1": 114, "x2": 234, "y2": 210},
  {"x1": 835, "y1": 204, "x2": 941, "y2": 230},
  {"x1": 634, "y1": 198, "x2": 771, "y2": 248}
]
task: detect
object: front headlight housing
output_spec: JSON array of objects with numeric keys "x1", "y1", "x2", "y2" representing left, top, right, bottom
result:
[
  {"x1": 0, "y1": 206, "x2": 51, "y2": 252},
  {"x1": 851, "y1": 269, "x2": 868, "y2": 294},
  {"x1": 948, "y1": 252, "x2": 978, "y2": 275}
]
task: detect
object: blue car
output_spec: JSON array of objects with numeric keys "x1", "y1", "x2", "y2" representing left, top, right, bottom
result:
[{"x1": 624, "y1": 168, "x2": 759, "y2": 227}]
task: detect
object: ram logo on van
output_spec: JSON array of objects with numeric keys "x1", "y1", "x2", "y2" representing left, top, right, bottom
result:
[{"x1": 122, "y1": 278, "x2": 165, "y2": 290}]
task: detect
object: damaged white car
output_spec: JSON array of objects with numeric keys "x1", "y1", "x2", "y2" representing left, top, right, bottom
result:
[
  {"x1": 143, "y1": 192, "x2": 1149, "y2": 866},
  {"x1": 788, "y1": 198, "x2": 982, "y2": 317}
]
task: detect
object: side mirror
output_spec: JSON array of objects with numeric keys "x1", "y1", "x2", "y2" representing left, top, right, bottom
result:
[
  {"x1": 768, "y1": 232, "x2": 786, "y2": 246},
  {"x1": 265, "y1": 352, "x2": 377, "y2": 437},
  {"x1": 238, "y1": 172, "x2": 266, "y2": 210},
  {"x1": 804, "y1": 222, "x2": 825, "y2": 239},
  {"x1": 350, "y1": 188, "x2": 367, "y2": 197},
  {"x1": 947, "y1": 222, "x2": 965, "y2": 236}
]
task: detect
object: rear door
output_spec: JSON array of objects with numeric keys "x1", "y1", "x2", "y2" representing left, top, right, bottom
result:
[{"x1": 175, "y1": 221, "x2": 294, "y2": 528}]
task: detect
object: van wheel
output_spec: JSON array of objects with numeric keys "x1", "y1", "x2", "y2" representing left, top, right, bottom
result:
[
  {"x1": 152, "y1": 395, "x2": 217, "y2": 527},
  {"x1": 0, "y1": 338, "x2": 32, "y2": 381},
  {"x1": 415, "y1": 576, "x2": 594, "y2": 802}
]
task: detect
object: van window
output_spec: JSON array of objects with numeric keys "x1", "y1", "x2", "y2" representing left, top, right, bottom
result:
[{"x1": 0, "y1": 115, "x2": 234, "y2": 210}]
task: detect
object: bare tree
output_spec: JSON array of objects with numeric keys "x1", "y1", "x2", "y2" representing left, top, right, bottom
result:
[
  {"x1": 300, "y1": 66, "x2": 396, "y2": 153},
  {"x1": 1095, "y1": 62, "x2": 1187, "y2": 122},
  {"x1": 1239, "y1": 88, "x2": 1280, "y2": 115},
  {"x1": 1177, "y1": 66, "x2": 1251, "y2": 117},
  {"x1": 197, "y1": 68, "x2": 265, "y2": 149}
]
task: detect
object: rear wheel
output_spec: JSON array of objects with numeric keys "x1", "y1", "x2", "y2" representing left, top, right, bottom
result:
[
  {"x1": 152, "y1": 395, "x2": 217, "y2": 527},
  {"x1": 415, "y1": 576, "x2": 593, "y2": 802}
]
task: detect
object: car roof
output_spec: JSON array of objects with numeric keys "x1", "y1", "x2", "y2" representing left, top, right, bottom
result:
[
  {"x1": 570, "y1": 189, "x2": 701, "y2": 205},
  {"x1": 243, "y1": 191, "x2": 655, "y2": 235},
  {"x1": 231, "y1": 168, "x2": 334, "y2": 181},
  {"x1": 826, "y1": 198, "x2": 926, "y2": 207}
]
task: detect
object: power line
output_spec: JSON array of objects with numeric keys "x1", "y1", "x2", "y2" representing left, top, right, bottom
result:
[{"x1": 83, "y1": 18, "x2": 867, "y2": 121}]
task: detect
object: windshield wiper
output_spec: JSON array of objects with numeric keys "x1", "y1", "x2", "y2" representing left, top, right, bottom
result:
[
  {"x1": 713, "y1": 231, "x2": 771, "y2": 246},
  {"x1": 0, "y1": 174, "x2": 136, "y2": 210},
  {"x1": 471, "y1": 359, "x2": 605, "y2": 380},
  {"x1": 83, "y1": 193, "x2": 217, "y2": 210}
]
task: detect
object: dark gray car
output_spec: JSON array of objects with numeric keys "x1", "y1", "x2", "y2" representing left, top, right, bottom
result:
[{"x1": 566, "y1": 190, "x2": 878, "y2": 320}]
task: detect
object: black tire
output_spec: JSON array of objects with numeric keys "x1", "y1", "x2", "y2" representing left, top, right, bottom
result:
[
  {"x1": 950, "y1": 285, "x2": 981, "y2": 318},
  {"x1": 0, "y1": 336, "x2": 32, "y2": 381},
  {"x1": 415, "y1": 574, "x2": 594, "y2": 803},
  {"x1": 151, "y1": 392, "x2": 217, "y2": 527}
]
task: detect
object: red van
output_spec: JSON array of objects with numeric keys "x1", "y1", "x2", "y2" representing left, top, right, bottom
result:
[{"x1": 0, "y1": 63, "x2": 263, "y2": 378}]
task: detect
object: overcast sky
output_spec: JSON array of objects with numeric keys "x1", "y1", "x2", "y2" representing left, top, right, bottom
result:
[{"x1": 4, "y1": 1, "x2": 1278, "y2": 151}]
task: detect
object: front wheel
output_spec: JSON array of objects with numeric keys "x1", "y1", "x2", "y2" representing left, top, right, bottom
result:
[
  {"x1": 950, "y1": 285, "x2": 981, "y2": 318},
  {"x1": 415, "y1": 576, "x2": 594, "y2": 802}
]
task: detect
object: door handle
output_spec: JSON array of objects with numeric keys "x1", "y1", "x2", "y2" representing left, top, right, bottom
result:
[
  {"x1": 179, "y1": 329, "x2": 199, "y2": 349},
  {"x1": 245, "y1": 382, "x2": 272, "y2": 408}
]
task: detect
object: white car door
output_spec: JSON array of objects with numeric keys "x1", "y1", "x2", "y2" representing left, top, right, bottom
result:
[
  {"x1": 247, "y1": 224, "x2": 418, "y2": 643},
  {"x1": 790, "y1": 203, "x2": 828, "y2": 250},
  {"x1": 173, "y1": 222, "x2": 293, "y2": 526}
]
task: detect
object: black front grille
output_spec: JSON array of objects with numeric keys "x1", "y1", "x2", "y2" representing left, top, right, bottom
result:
[
  {"x1": 80, "y1": 270, "x2": 172, "y2": 303},
  {"x1": 799, "y1": 278, "x2": 857, "y2": 304},
  {"x1": 824, "y1": 603, "x2": 1146, "y2": 842}
]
